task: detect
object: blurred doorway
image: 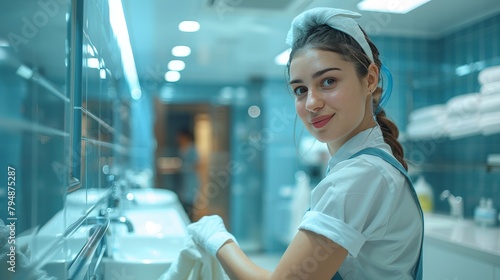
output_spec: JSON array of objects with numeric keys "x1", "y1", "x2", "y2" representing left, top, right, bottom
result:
[{"x1": 154, "y1": 102, "x2": 231, "y2": 221}]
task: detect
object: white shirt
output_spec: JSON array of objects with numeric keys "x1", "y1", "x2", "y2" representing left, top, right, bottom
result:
[{"x1": 298, "y1": 126, "x2": 422, "y2": 279}]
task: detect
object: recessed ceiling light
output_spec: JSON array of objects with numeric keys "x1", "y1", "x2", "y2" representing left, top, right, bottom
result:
[
  {"x1": 357, "y1": 0, "x2": 431, "y2": 14},
  {"x1": 172, "y1": 46, "x2": 191, "y2": 57},
  {"x1": 108, "y1": 0, "x2": 141, "y2": 100},
  {"x1": 168, "y1": 60, "x2": 185, "y2": 71},
  {"x1": 179, "y1": 21, "x2": 200, "y2": 32},
  {"x1": 165, "y1": 71, "x2": 181, "y2": 82}
]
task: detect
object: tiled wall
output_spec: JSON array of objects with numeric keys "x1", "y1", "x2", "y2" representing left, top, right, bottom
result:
[
  {"x1": 418, "y1": 13, "x2": 500, "y2": 217},
  {"x1": 373, "y1": 13, "x2": 500, "y2": 217}
]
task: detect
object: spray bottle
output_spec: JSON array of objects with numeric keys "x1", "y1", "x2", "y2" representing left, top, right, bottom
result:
[{"x1": 414, "y1": 176, "x2": 434, "y2": 213}]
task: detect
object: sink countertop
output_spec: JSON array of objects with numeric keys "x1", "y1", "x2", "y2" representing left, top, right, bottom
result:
[{"x1": 424, "y1": 213, "x2": 500, "y2": 261}]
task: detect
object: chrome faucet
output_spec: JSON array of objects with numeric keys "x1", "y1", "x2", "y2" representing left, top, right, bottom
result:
[
  {"x1": 85, "y1": 213, "x2": 134, "y2": 232},
  {"x1": 83, "y1": 212, "x2": 134, "y2": 259},
  {"x1": 440, "y1": 190, "x2": 464, "y2": 219},
  {"x1": 96, "y1": 209, "x2": 134, "y2": 233},
  {"x1": 111, "y1": 178, "x2": 139, "y2": 212}
]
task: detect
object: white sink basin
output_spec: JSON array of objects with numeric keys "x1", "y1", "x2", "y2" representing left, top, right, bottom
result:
[
  {"x1": 21, "y1": 234, "x2": 88, "y2": 279},
  {"x1": 66, "y1": 188, "x2": 183, "y2": 211},
  {"x1": 126, "y1": 188, "x2": 179, "y2": 208},
  {"x1": 63, "y1": 188, "x2": 190, "y2": 280},
  {"x1": 115, "y1": 208, "x2": 189, "y2": 237},
  {"x1": 103, "y1": 236, "x2": 185, "y2": 280}
]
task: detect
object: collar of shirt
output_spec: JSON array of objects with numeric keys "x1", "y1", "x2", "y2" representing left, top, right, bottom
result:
[{"x1": 327, "y1": 125, "x2": 389, "y2": 171}]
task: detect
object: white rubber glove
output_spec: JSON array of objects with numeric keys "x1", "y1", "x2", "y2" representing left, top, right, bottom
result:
[{"x1": 187, "y1": 215, "x2": 238, "y2": 257}]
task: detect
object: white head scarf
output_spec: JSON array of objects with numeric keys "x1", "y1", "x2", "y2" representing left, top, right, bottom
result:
[{"x1": 285, "y1": 7, "x2": 373, "y2": 62}]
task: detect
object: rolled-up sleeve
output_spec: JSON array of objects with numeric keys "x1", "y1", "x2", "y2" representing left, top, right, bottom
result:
[
  {"x1": 298, "y1": 157, "x2": 393, "y2": 257},
  {"x1": 299, "y1": 211, "x2": 366, "y2": 257}
]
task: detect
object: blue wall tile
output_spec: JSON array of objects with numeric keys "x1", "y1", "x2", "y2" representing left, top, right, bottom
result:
[{"x1": 370, "y1": 13, "x2": 500, "y2": 219}]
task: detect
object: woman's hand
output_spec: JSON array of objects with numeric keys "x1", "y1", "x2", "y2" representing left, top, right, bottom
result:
[{"x1": 187, "y1": 215, "x2": 238, "y2": 256}]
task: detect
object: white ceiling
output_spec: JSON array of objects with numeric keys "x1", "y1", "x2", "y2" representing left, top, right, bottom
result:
[
  {"x1": 122, "y1": 0, "x2": 500, "y2": 86},
  {"x1": 1, "y1": 0, "x2": 500, "y2": 88}
]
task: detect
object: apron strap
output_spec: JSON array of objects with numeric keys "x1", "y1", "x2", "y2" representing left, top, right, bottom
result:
[{"x1": 332, "y1": 147, "x2": 424, "y2": 280}]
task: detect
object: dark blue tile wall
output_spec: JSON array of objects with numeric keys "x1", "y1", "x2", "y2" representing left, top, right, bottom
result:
[{"x1": 371, "y1": 13, "x2": 500, "y2": 218}]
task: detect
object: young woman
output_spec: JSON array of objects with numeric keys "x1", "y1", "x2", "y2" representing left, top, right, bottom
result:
[{"x1": 186, "y1": 7, "x2": 423, "y2": 280}]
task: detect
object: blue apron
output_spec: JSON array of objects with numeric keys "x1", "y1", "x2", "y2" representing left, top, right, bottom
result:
[{"x1": 331, "y1": 147, "x2": 424, "y2": 280}]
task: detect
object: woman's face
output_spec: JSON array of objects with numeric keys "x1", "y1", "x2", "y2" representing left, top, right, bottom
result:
[{"x1": 289, "y1": 49, "x2": 377, "y2": 152}]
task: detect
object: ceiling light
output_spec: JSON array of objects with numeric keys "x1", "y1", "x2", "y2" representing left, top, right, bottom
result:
[
  {"x1": 165, "y1": 71, "x2": 181, "y2": 82},
  {"x1": 109, "y1": 0, "x2": 141, "y2": 100},
  {"x1": 357, "y1": 0, "x2": 431, "y2": 14},
  {"x1": 172, "y1": 46, "x2": 191, "y2": 57},
  {"x1": 274, "y1": 48, "x2": 291, "y2": 65},
  {"x1": 168, "y1": 60, "x2": 185, "y2": 71},
  {"x1": 178, "y1": 21, "x2": 200, "y2": 32}
]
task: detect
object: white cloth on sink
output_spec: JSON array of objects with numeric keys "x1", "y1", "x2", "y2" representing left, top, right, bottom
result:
[{"x1": 157, "y1": 236, "x2": 227, "y2": 280}]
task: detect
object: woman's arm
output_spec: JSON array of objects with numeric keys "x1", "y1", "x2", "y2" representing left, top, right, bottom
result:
[
  {"x1": 217, "y1": 229, "x2": 348, "y2": 280},
  {"x1": 216, "y1": 240, "x2": 271, "y2": 279}
]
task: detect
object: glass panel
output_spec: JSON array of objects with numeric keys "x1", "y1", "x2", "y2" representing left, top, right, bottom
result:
[{"x1": 0, "y1": 0, "x2": 71, "y2": 278}]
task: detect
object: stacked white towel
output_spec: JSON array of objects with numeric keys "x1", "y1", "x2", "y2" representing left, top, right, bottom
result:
[
  {"x1": 478, "y1": 65, "x2": 500, "y2": 85},
  {"x1": 480, "y1": 81, "x2": 500, "y2": 95},
  {"x1": 479, "y1": 65, "x2": 500, "y2": 95},
  {"x1": 408, "y1": 104, "x2": 446, "y2": 123},
  {"x1": 407, "y1": 65, "x2": 500, "y2": 140},
  {"x1": 445, "y1": 114, "x2": 482, "y2": 139},
  {"x1": 446, "y1": 93, "x2": 480, "y2": 117},
  {"x1": 477, "y1": 65, "x2": 500, "y2": 135},
  {"x1": 444, "y1": 92, "x2": 482, "y2": 139},
  {"x1": 158, "y1": 236, "x2": 227, "y2": 280},
  {"x1": 407, "y1": 115, "x2": 448, "y2": 140},
  {"x1": 406, "y1": 105, "x2": 448, "y2": 140},
  {"x1": 479, "y1": 111, "x2": 500, "y2": 135},
  {"x1": 478, "y1": 92, "x2": 500, "y2": 114}
]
